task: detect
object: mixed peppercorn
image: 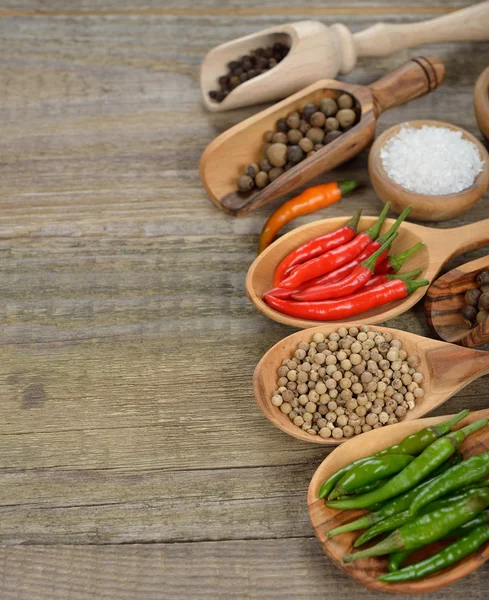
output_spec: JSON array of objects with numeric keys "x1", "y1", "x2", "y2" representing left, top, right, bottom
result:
[
  {"x1": 263, "y1": 204, "x2": 427, "y2": 321},
  {"x1": 317, "y1": 411, "x2": 489, "y2": 583},
  {"x1": 208, "y1": 42, "x2": 289, "y2": 103},
  {"x1": 272, "y1": 325, "x2": 425, "y2": 439},
  {"x1": 461, "y1": 269, "x2": 489, "y2": 326},
  {"x1": 236, "y1": 94, "x2": 360, "y2": 193}
]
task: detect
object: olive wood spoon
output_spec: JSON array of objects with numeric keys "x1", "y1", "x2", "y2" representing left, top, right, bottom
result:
[
  {"x1": 425, "y1": 255, "x2": 489, "y2": 347},
  {"x1": 200, "y1": 57, "x2": 444, "y2": 216},
  {"x1": 307, "y1": 409, "x2": 489, "y2": 593},
  {"x1": 254, "y1": 325, "x2": 489, "y2": 446},
  {"x1": 246, "y1": 215, "x2": 489, "y2": 329},
  {"x1": 201, "y1": 3, "x2": 489, "y2": 112}
]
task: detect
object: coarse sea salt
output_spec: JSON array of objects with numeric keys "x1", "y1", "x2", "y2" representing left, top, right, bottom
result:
[{"x1": 380, "y1": 125, "x2": 484, "y2": 196}]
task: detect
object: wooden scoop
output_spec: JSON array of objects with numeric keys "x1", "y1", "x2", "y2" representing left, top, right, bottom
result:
[
  {"x1": 200, "y1": 57, "x2": 444, "y2": 216},
  {"x1": 254, "y1": 324, "x2": 489, "y2": 445},
  {"x1": 475, "y1": 66, "x2": 489, "y2": 142},
  {"x1": 425, "y1": 255, "x2": 489, "y2": 347},
  {"x1": 307, "y1": 409, "x2": 489, "y2": 593},
  {"x1": 246, "y1": 215, "x2": 489, "y2": 329},
  {"x1": 200, "y1": 3, "x2": 489, "y2": 112}
]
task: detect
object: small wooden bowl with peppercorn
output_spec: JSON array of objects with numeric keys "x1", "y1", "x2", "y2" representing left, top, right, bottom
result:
[
  {"x1": 200, "y1": 56, "x2": 445, "y2": 216},
  {"x1": 425, "y1": 255, "x2": 489, "y2": 347}
]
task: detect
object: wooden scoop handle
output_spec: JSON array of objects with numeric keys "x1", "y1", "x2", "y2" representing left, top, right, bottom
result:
[
  {"x1": 369, "y1": 56, "x2": 445, "y2": 115},
  {"x1": 430, "y1": 218, "x2": 489, "y2": 260},
  {"x1": 427, "y1": 343, "x2": 489, "y2": 398},
  {"x1": 353, "y1": 1, "x2": 489, "y2": 58}
]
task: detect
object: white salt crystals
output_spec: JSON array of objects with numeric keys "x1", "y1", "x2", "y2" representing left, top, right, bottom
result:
[{"x1": 380, "y1": 125, "x2": 484, "y2": 195}]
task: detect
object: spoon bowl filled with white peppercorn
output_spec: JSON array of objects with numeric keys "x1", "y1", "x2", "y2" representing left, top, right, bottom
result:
[
  {"x1": 425, "y1": 255, "x2": 489, "y2": 347},
  {"x1": 253, "y1": 324, "x2": 489, "y2": 444},
  {"x1": 200, "y1": 57, "x2": 445, "y2": 216}
]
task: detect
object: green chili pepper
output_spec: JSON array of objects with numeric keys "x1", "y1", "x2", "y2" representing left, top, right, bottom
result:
[
  {"x1": 376, "y1": 410, "x2": 469, "y2": 457},
  {"x1": 327, "y1": 455, "x2": 465, "y2": 539},
  {"x1": 379, "y1": 523, "x2": 489, "y2": 582},
  {"x1": 388, "y1": 550, "x2": 413, "y2": 572},
  {"x1": 354, "y1": 485, "x2": 487, "y2": 547},
  {"x1": 430, "y1": 451, "x2": 463, "y2": 478},
  {"x1": 328, "y1": 419, "x2": 488, "y2": 511},
  {"x1": 318, "y1": 410, "x2": 469, "y2": 499},
  {"x1": 329, "y1": 455, "x2": 414, "y2": 500},
  {"x1": 444, "y1": 508, "x2": 489, "y2": 540},
  {"x1": 409, "y1": 451, "x2": 489, "y2": 516},
  {"x1": 343, "y1": 487, "x2": 489, "y2": 563},
  {"x1": 335, "y1": 479, "x2": 385, "y2": 499}
]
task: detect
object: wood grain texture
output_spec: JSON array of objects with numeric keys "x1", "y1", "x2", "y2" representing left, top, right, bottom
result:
[
  {"x1": 0, "y1": 1, "x2": 488, "y2": 598},
  {"x1": 425, "y1": 255, "x2": 489, "y2": 345}
]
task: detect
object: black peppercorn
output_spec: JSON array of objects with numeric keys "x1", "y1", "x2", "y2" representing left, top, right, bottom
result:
[
  {"x1": 477, "y1": 270, "x2": 489, "y2": 286},
  {"x1": 465, "y1": 288, "x2": 481, "y2": 306},
  {"x1": 287, "y1": 145, "x2": 305, "y2": 163},
  {"x1": 237, "y1": 175, "x2": 254, "y2": 193},
  {"x1": 259, "y1": 159, "x2": 273, "y2": 173},
  {"x1": 461, "y1": 304, "x2": 478, "y2": 326},
  {"x1": 276, "y1": 118, "x2": 289, "y2": 132}
]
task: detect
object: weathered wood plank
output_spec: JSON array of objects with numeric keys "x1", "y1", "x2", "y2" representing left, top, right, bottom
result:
[{"x1": 0, "y1": 539, "x2": 485, "y2": 600}]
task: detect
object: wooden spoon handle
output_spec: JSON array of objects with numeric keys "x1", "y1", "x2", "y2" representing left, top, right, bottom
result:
[
  {"x1": 427, "y1": 344, "x2": 489, "y2": 395},
  {"x1": 460, "y1": 318, "x2": 489, "y2": 348},
  {"x1": 434, "y1": 219, "x2": 489, "y2": 259},
  {"x1": 369, "y1": 56, "x2": 445, "y2": 115},
  {"x1": 353, "y1": 2, "x2": 489, "y2": 58}
]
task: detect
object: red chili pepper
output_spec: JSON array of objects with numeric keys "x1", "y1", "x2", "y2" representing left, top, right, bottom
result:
[
  {"x1": 272, "y1": 210, "x2": 362, "y2": 286},
  {"x1": 263, "y1": 278, "x2": 429, "y2": 321},
  {"x1": 363, "y1": 268, "x2": 423, "y2": 290},
  {"x1": 279, "y1": 203, "x2": 391, "y2": 289},
  {"x1": 292, "y1": 233, "x2": 398, "y2": 302},
  {"x1": 258, "y1": 180, "x2": 357, "y2": 254},
  {"x1": 375, "y1": 241, "x2": 424, "y2": 274}
]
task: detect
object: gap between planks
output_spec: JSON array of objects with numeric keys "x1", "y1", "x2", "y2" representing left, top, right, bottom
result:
[{"x1": 0, "y1": 6, "x2": 470, "y2": 18}]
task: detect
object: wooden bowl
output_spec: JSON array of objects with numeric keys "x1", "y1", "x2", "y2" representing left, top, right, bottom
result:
[
  {"x1": 425, "y1": 255, "x2": 489, "y2": 347},
  {"x1": 369, "y1": 120, "x2": 489, "y2": 222},
  {"x1": 308, "y1": 409, "x2": 489, "y2": 593},
  {"x1": 253, "y1": 323, "x2": 489, "y2": 445},
  {"x1": 475, "y1": 66, "x2": 489, "y2": 142}
]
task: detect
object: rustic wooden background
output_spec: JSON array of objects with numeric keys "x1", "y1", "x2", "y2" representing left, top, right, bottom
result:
[{"x1": 0, "y1": 1, "x2": 488, "y2": 598}]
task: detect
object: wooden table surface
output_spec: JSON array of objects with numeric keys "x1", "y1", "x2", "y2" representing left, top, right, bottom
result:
[{"x1": 1, "y1": 1, "x2": 489, "y2": 598}]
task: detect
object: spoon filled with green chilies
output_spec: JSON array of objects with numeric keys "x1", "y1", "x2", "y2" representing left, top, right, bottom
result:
[{"x1": 308, "y1": 409, "x2": 489, "y2": 593}]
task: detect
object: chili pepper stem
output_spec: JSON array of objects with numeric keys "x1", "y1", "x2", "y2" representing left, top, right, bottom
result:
[
  {"x1": 388, "y1": 268, "x2": 422, "y2": 282},
  {"x1": 343, "y1": 530, "x2": 404, "y2": 563},
  {"x1": 376, "y1": 205, "x2": 412, "y2": 244},
  {"x1": 338, "y1": 180, "x2": 358, "y2": 195},
  {"x1": 404, "y1": 279, "x2": 430, "y2": 294},
  {"x1": 449, "y1": 418, "x2": 489, "y2": 445},
  {"x1": 365, "y1": 202, "x2": 391, "y2": 241},
  {"x1": 362, "y1": 232, "x2": 398, "y2": 272},
  {"x1": 388, "y1": 241, "x2": 424, "y2": 272},
  {"x1": 431, "y1": 410, "x2": 470, "y2": 436},
  {"x1": 346, "y1": 208, "x2": 362, "y2": 232}
]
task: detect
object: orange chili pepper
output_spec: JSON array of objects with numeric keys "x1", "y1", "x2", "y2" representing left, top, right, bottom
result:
[{"x1": 257, "y1": 180, "x2": 357, "y2": 254}]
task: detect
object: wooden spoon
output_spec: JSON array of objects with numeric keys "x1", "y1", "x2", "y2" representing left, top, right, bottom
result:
[
  {"x1": 200, "y1": 3, "x2": 489, "y2": 112},
  {"x1": 369, "y1": 120, "x2": 489, "y2": 222},
  {"x1": 254, "y1": 324, "x2": 489, "y2": 445},
  {"x1": 246, "y1": 215, "x2": 489, "y2": 329},
  {"x1": 425, "y1": 255, "x2": 489, "y2": 347},
  {"x1": 200, "y1": 57, "x2": 444, "y2": 216},
  {"x1": 307, "y1": 409, "x2": 489, "y2": 593},
  {"x1": 474, "y1": 66, "x2": 489, "y2": 142}
]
